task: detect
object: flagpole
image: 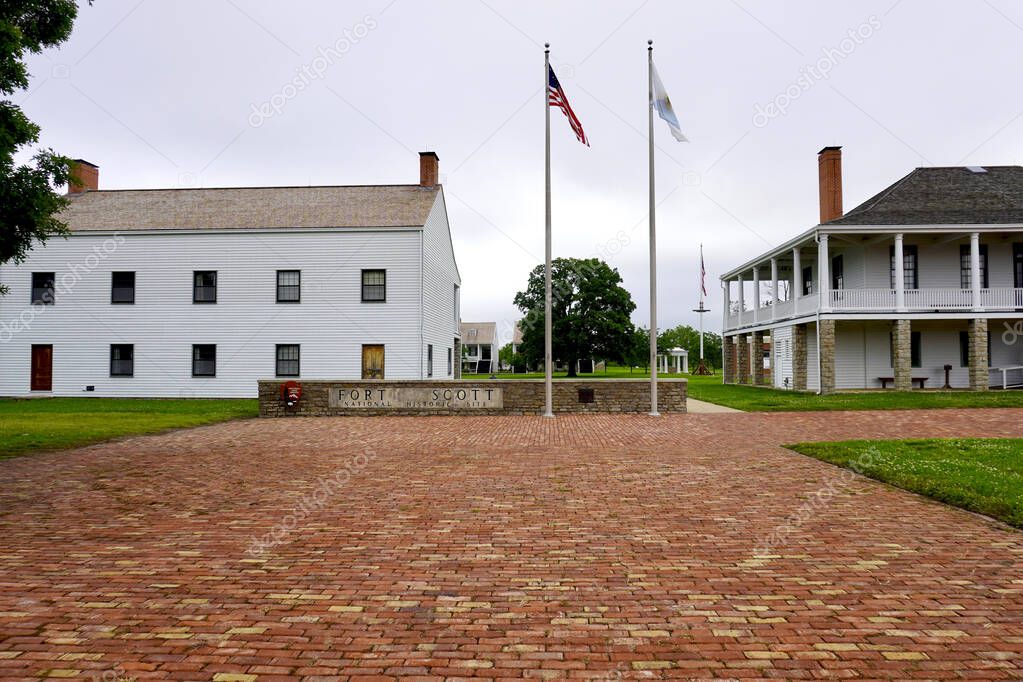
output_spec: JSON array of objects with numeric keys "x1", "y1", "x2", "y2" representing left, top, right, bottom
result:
[
  {"x1": 543, "y1": 43, "x2": 554, "y2": 418},
  {"x1": 699, "y1": 244, "x2": 705, "y2": 361},
  {"x1": 647, "y1": 40, "x2": 659, "y2": 416},
  {"x1": 693, "y1": 244, "x2": 712, "y2": 375}
]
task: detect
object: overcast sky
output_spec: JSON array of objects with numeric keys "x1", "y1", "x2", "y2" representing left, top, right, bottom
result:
[{"x1": 16, "y1": 0, "x2": 1023, "y2": 344}]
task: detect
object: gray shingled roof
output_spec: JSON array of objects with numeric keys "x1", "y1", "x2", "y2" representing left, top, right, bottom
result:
[
  {"x1": 60, "y1": 185, "x2": 440, "y2": 232},
  {"x1": 460, "y1": 322, "x2": 496, "y2": 345},
  {"x1": 827, "y1": 166, "x2": 1023, "y2": 225}
]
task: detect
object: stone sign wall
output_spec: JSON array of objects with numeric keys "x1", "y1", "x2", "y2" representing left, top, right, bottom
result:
[
  {"x1": 258, "y1": 379, "x2": 686, "y2": 417},
  {"x1": 329, "y1": 386, "x2": 503, "y2": 410}
]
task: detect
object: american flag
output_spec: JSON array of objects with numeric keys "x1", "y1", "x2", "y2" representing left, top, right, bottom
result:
[
  {"x1": 548, "y1": 65, "x2": 589, "y2": 146},
  {"x1": 700, "y1": 246, "x2": 708, "y2": 298}
]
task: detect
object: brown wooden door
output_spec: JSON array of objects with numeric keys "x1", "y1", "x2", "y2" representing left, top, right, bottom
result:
[
  {"x1": 361, "y1": 345, "x2": 384, "y2": 380},
  {"x1": 31, "y1": 345, "x2": 52, "y2": 391}
]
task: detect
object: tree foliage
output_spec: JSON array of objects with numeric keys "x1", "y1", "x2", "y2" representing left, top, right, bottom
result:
[
  {"x1": 1, "y1": 0, "x2": 81, "y2": 293},
  {"x1": 498, "y1": 342, "x2": 528, "y2": 373},
  {"x1": 623, "y1": 326, "x2": 650, "y2": 372},
  {"x1": 513, "y1": 257, "x2": 636, "y2": 377}
]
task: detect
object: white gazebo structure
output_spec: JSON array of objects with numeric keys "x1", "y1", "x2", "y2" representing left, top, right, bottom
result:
[{"x1": 659, "y1": 347, "x2": 689, "y2": 374}]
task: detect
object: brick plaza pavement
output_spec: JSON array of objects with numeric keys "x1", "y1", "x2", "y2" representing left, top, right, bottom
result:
[{"x1": 0, "y1": 410, "x2": 1021, "y2": 679}]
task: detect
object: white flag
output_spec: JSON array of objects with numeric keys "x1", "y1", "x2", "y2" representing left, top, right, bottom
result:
[{"x1": 651, "y1": 62, "x2": 687, "y2": 142}]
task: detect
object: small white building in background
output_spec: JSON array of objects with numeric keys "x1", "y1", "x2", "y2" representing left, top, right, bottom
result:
[
  {"x1": 459, "y1": 321, "x2": 496, "y2": 374},
  {"x1": 722, "y1": 146, "x2": 1023, "y2": 393},
  {"x1": 0, "y1": 152, "x2": 461, "y2": 397}
]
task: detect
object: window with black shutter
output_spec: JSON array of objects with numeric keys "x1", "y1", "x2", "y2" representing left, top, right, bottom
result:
[
  {"x1": 960, "y1": 244, "x2": 989, "y2": 289},
  {"x1": 890, "y1": 245, "x2": 918, "y2": 289},
  {"x1": 831, "y1": 255, "x2": 844, "y2": 290},
  {"x1": 276, "y1": 344, "x2": 300, "y2": 377},
  {"x1": 276, "y1": 270, "x2": 300, "y2": 303},
  {"x1": 110, "y1": 344, "x2": 134, "y2": 377},
  {"x1": 801, "y1": 266, "x2": 813, "y2": 296},
  {"x1": 193, "y1": 271, "x2": 217, "y2": 303},
  {"x1": 192, "y1": 344, "x2": 216, "y2": 376},
  {"x1": 31, "y1": 272, "x2": 55, "y2": 305},
  {"x1": 111, "y1": 272, "x2": 135, "y2": 304},
  {"x1": 361, "y1": 269, "x2": 386, "y2": 302}
]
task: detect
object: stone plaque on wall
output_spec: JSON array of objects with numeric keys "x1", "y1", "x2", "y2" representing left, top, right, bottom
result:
[{"x1": 329, "y1": 386, "x2": 504, "y2": 410}]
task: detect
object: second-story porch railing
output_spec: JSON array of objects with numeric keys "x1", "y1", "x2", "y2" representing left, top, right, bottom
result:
[
  {"x1": 831, "y1": 287, "x2": 1023, "y2": 311},
  {"x1": 725, "y1": 287, "x2": 1023, "y2": 330}
]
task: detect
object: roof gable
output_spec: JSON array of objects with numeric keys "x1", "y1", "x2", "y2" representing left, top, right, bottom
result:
[
  {"x1": 59, "y1": 184, "x2": 440, "y2": 232},
  {"x1": 459, "y1": 322, "x2": 496, "y2": 344}
]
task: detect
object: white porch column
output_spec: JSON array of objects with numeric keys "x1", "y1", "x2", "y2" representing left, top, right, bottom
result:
[
  {"x1": 792, "y1": 246, "x2": 802, "y2": 299},
  {"x1": 683, "y1": 352, "x2": 689, "y2": 373},
  {"x1": 818, "y1": 233, "x2": 830, "y2": 311},
  {"x1": 894, "y1": 233, "x2": 906, "y2": 312},
  {"x1": 753, "y1": 266, "x2": 761, "y2": 322},
  {"x1": 737, "y1": 274, "x2": 745, "y2": 318},
  {"x1": 723, "y1": 281, "x2": 731, "y2": 330},
  {"x1": 971, "y1": 232, "x2": 983, "y2": 311},
  {"x1": 770, "y1": 258, "x2": 779, "y2": 320}
]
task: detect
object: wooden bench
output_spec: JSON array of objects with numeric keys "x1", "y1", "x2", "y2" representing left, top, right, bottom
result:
[{"x1": 877, "y1": 377, "x2": 928, "y2": 389}]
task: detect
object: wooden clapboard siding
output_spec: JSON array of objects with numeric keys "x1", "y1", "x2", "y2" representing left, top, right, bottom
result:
[
  {"x1": 0, "y1": 223, "x2": 448, "y2": 397},
  {"x1": 420, "y1": 190, "x2": 461, "y2": 379}
]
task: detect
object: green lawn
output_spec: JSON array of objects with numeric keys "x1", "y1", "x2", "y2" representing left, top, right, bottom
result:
[
  {"x1": 467, "y1": 369, "x2": 1023, "y2": 411},
  {"x1": 788, "y1": 439, "x2": 1023, "y2": 528},
  {"x1": 685, "y1": 374, "x2": 1023, "y2": 411},
  {"x1": 0, "y1": 398, "x2": 257, "y2": 459}
]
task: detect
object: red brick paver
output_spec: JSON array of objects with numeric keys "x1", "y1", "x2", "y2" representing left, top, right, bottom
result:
[{"x1": 1, "y1": 409, "x2": 1021, "y2": 680}]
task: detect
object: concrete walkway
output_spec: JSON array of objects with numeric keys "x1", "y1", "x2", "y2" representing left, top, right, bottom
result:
[
  {"x1": 0, "y1": 410, "x2": 1021, "y2": 678},
  {"x1": 686, "y1": 397, "x2": 743, "y2": 413}
]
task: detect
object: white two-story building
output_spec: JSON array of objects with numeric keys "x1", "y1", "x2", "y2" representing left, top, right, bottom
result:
[
  {"x1": 0, "y1": 152, "x2": 461, "y2": 397},
  {"x1": 459, "y1": 321, "x2": 496, "y2": 375},
  {"x1": 721, "y1": 147, "x2": 1023, "y2": 393}
]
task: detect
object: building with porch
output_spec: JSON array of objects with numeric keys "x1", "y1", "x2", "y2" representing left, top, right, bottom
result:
[
  {"x1": 460, "y1": 321, "x2": 496, "y2": 374},
  {"x1": 721, "y1": 147, "x2": 1023, "y2": 393}
]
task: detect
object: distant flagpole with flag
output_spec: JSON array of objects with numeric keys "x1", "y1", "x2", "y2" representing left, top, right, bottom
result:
[
  {"x1": 699, "y1": 243, "x2": 708, "y2": 306},
  {"x1": 695, "y1": 244, "x2": 710, "y2": 372},
  {"x1": 647, "y1": 40, "x2": 686, "y2": 413},
  {"x1": 543, "y1": 44, "x2": 589, "y2": 417}
]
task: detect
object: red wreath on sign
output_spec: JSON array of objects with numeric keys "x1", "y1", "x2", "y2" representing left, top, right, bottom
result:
[{"x1": 280, "y1": 381, "x2": 302, "y2": 407}]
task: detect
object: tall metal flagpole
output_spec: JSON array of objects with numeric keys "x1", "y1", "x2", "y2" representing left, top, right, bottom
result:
[
  {"x1": 543, "y1": 43, "x2": 554, "y2": 418},
  {"x1": 647, "y1": 40, "x2": 659, "y2": 416},
  {"x1": 699, "y1": 244, "x2": 705, "y2": 361},
  {"x1": 692, "y1": 244, "x2": 712, "y2": 375}
]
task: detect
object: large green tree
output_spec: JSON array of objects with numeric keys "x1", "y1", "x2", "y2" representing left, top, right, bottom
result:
[
  {"x1": 513, "y1": 257, "x2": 636, "y2": 377},
  {"x1": 0, "y1": 0, "x2": 81, "y2": 294}
]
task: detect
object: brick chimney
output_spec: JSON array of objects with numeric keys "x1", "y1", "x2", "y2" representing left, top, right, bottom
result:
[
  {"x1": 817, "y1": 146, "x2": 842, "y2": 223},
  {"x1": 68, "y1": 159, "x2": 99, "y2": 194},
  {"x1": 419, "y1": 151, "x2": 439, "y2": 187}
]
